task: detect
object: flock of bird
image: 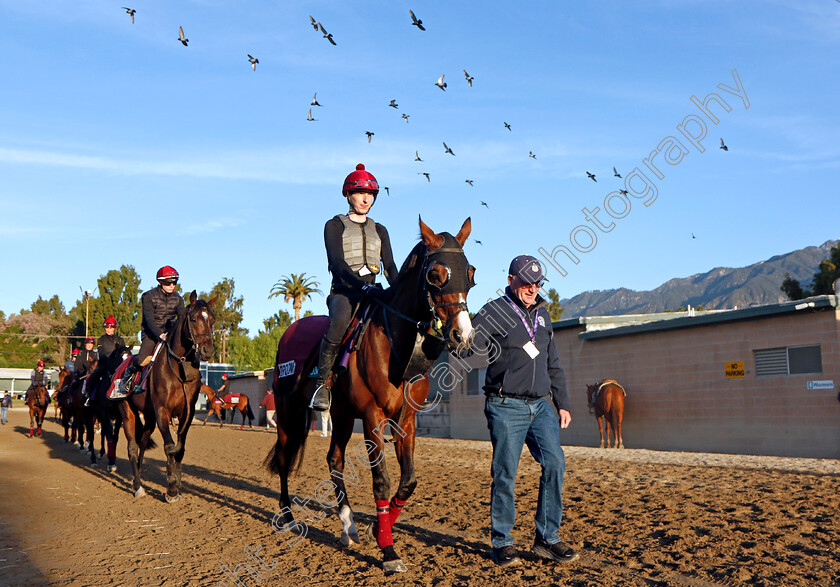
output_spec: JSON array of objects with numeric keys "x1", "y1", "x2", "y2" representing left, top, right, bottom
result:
[{"x1": 117, "y1": 6, "x2": 730, "y2": 243}]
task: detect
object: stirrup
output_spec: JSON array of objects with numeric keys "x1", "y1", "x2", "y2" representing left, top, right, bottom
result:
[{"x1": 309, "y1": 381, "x2": 331, "y2": 411}]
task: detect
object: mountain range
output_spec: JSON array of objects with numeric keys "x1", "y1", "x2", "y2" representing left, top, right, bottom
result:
[{"x1": 559, "y1": 239, "x2": 838, "y2": 317}]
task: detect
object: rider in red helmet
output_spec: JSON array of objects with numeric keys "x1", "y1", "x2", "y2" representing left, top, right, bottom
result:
[
  {"x1": 75, "y1": 337, "x2": 98, "y2": 378},
  {"x1": 26, "y1": 360, "x2": 50, "y2": 404},
  {"x1": 84, "y1": 315, "x2": 127, "y2": 405},
  {"x1": 112, "y1": 266, "x2": 185, "y2": 399},
  {"x1": 309, "y1": 163, "x2": 399, "y2": 411}
]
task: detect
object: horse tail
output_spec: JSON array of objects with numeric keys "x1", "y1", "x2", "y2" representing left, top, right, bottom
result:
[{"x1": 263, "y1": 393, "x2": 310, "y2": 477}]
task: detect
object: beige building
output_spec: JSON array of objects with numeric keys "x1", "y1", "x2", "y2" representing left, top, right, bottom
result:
[{"x1": 440, "y1": 295, "x2": 839, "y2": 459}]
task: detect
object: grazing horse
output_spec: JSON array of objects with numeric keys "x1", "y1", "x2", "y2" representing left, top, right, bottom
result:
[
  {"x1": 586, "y1": 380, "x2": 626, "y2": 449},
  {"x1": 118, "y1": 291, "x2": 216, "y2": 501},
  {"x1": 201, "y1": 385, "x2": 255, "y2": 429},
  {"x1": 84, "y1": 344, "x2": 133, "y2": 470},
  {"x1": 265, "y1": 218, "x2": 475, "y2": 573},
  {"x1": 26, "y1": 384, "x2": 50, "y2": 437}
]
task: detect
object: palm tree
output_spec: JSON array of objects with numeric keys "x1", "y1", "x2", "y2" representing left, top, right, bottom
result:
[{"x1": 268, "y1": 273, "x2": 322, "y2": 322}]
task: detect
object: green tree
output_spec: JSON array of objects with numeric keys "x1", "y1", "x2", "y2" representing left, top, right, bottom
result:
[
  {"x1": 546, "y1": 288, "x2": 565, "y2": 322},
  {"x1": 781, "y1": 245, "x2": 840, "y2": 301},
  {"x1": 227, "y1": 310, "x2": 293, "y2": 372},
  {"x1": 90, "y1": 265, "x2": 143, "y2": 341},
  {"x1": 195, "y1": 277, "x2": 246, "y2": 363},
  {"x1": 268, "y1": 273, "x2": 322, "y2": 322},
  {"x1": 30, "y1": 295, "x2": 65, "y2": 318}
]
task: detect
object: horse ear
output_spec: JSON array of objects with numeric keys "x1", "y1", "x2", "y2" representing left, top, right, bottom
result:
[
  {"x1": 454, "y1": 217, "x2": 471, "y2": 246},
  {"x1": 418, "y1": 216, "x2": 444, "y2": 250},
  {"x1": 209, "y1": 295, "x2": 218, "y2": 307},
  {"x1": 190, "y1": 290, "x2": 197, "y2": 305}
]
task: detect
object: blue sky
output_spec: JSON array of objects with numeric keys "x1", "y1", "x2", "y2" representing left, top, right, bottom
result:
[{"x1": 1, "y1": 1, "x2": 838, "y2": 334}]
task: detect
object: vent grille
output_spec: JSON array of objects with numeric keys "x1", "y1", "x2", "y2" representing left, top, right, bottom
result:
[{"x1": 754, "y1": 347, "x2": 788, "y2": 377}]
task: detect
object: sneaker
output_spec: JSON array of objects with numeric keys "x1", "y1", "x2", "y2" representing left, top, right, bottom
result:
[
  {"x1": 532, "y1": 539, "x2": 579, "y2": 564},
  {"x1": 492, "y1": 545, "x2": 521, "y2": 567}
]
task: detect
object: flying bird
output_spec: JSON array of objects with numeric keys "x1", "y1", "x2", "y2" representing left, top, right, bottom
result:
[
  {"x1": 619, "y1": 189, "x2": 629, "y2": 196},
  {"x1": 481, "y1": 201, "x2": 488, "y2": 208},
  {"x1": 247, "y1": 54, "x2": 259, "y2": 71},
  {"x1": 319, "y1": 23, "x2": 336, "y2": 45},
  {"x1": 307, "y1": 108, "x2": 316, "y2": 121},
  {"x1": 409, "y1": 10, "x2": 425, "y2": 31},
  {"x1": 389, "y1": 100, "x2": 398, "y2": 109},
  {"x1": 309, "y1": 16, "x2": 320, "y2": 30},
  {"x1": 311, "y1": 93, "x2": 321, "y2": 107},
  {"x1": 178, "y1": 26, "x2": 189, "y2": 46},
  {"x1": 419, "y1": 172, "x2": 430, "y2": 182},
  {"x1": 383, "y1": 187, "x2": 390, "y2": 196},
  {"x1": 692, "y1": 233, "x2": 696, "y2": 239},
  {"x1": 443, "y1": 142, "x2": 455, "y2": 156},
  {"x1": 415, "y1": 151, "x2": 423, "y2": 162},
  {"x1": 587, "y1": 172, "x2": 597, "y2": 182},
  {"x1": 463, "y1": 69, "x2": 474, "y2": 87},
  {"x1": 613, "y1": 167, "x2": 622, "y2": 178},
  {"x1": 720, "y1": 138, "x2": 728, "y2": 151},
  {"x1": 402, "y1": 114, "x2": 409, "y2": 123},
  {"x1": 465, "y1": 180, "x2": 474, "y2": 186},
  {"x1": 365, "y1": 131, "x2": 374, "y2": 143},
  {"x1": 122, "y1": 7, "x2": 135, "y2": 24},
  {"x1": 529, "y1": 151, "x2": 536, "y2": 159},
  {"x1": 504, "y1": 122, "x2": 511, "y2": 131},
  {"x1": 435, "y1": 74, "x2": 447, "y2": 91},
  {"x1": 474, "y1": 240, "x2": 483, "y2": 245}
]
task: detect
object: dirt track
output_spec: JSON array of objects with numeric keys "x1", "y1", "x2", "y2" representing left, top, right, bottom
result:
[{"x1": 1, "y1": 407, "x2": 838, "y2": 586}]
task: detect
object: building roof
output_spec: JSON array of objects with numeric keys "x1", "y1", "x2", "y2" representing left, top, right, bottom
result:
[{"x1": 551, "y1": 295, "x2": 838, "y2": 341}]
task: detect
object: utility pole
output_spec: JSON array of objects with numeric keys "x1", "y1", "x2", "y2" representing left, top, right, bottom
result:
[
  {"x1": 84, "y1": 290, "x2": 92, "y2": 338},
  {"x1": 221, "y1": 329, "x2": 229, "y2": 363}
]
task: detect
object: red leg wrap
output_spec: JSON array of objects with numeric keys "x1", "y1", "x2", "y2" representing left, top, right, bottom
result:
[
  {"x1": 388, "y1": 498, "x2": 407, "y2": 526},
  {"x1": 375, "y1": 500, "x2": 393, "y2": 548}
]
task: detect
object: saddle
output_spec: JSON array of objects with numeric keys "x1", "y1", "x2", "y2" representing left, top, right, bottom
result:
[
  {"x1": 223, "y1": 393, "x2": 241, "y2": 404},
  {"x1": 106, "y1": 356, "x2": 152, "y2": 399},
  {"x1": 599, "y1": 379, "x2": 627, "y2": 396}
]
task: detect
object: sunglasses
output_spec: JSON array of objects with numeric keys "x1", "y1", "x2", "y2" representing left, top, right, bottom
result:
[{"x1": 160, "y1": 279, "x2": 178, "y2": 286}]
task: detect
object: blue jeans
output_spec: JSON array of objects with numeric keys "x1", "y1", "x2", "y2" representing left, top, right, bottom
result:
[
  {"x1": 1, "y1": 406, "x2": 8, "y2": 423},
  {"x1": 484, "y1": 395, "x2": 566, "y2": 548}
]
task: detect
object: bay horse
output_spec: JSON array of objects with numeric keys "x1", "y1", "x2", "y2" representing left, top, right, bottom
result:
[
  {"x1": 265, "y1": 217, "x2": 475, "y2": 573},
  {"x1": 200, "y1": 385, "x2": 255, "y2": 429},
  {"x1": 84, "y1": 344, "x2": 133, "y2": 470},
  {"x1": 55, "y1": 366, "x2": 72, "y2": 422},
  {"x1": 586, "y1": 379, "x2": 626, "y2": 449},
  {"x1": 26, "y1": 384, "x2": 49, "y2": 437},
  {"x1": 61, "y1": 370, "x2": 89, "y2": 448},
  {"x1": 118, "y1": 291, "x2": 215, "y2": 501}
]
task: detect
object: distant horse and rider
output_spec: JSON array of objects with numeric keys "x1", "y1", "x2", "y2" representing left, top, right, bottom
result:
[
  {"x1": 586, "y1": 379, "x2": 626, "y2": 449},
  {"x1": 116, "y1": 290, "x2": 216, "y2": 501},
  {"x1": 26, "y1": 384, "x2": 50, "y2": 438},
  {"x1": 265, "y1": 217, "x2": 476, "y2": 573},
  {"x1": 201, "y1": 384, "x2": 255, "y2": 429}
]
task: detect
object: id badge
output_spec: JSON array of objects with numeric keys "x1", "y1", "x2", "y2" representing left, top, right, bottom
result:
[
  {"x1": 523, "y1": 341, "x2": 539, "y2": 359},
  {"x1": 358, "y1": 266, "x2": 372, "y2": 276}
]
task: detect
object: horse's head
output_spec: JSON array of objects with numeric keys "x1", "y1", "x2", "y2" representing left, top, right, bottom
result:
[
  {"x1": 106, "y1": 343, "x2": 134, "y2": 373},
  {"x1": 419, "y1": 217, "x2": 475, "y2": 349},
  {"x1": 184, "y1": 291, "x2": 216, "y2": 362}
]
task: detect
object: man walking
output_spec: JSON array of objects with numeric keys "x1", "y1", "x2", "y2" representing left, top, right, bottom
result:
[
  {"x1": 470, "y1": 255, "x2": 577, "y2": 567},
  {"x1": 1, "y1": 391, "x2": 11, "y2": 424}
]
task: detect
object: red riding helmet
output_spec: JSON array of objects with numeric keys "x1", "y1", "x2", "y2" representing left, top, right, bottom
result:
[
  {"x1": 342, "y1": 163, "x2": 379, "y2": 198},
  {"x1": 222, "y1": 373, "x2": 228, "y2": 379},
  {"x1": 103, "y1": 314, "x2": 117, "y2": 327},
  {"x1": 85, "y1": 337, "x2": 95, "y2": 345},
  {"x1": 72, "y1": 349, "x2": 80, "y2": 356},
  {"x1": 156, "y1": 265, "x2": 179, "y2": 283},
  {"x1": 37, "y1": 360, "x2": 45, "y2": 367}
]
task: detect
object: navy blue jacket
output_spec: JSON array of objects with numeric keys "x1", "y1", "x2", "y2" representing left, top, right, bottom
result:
[{"x1": 471, "y1": 287, "x2": 569, "y2": 414}]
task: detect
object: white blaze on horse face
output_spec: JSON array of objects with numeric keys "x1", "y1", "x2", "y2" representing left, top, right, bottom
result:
[{"x1": 453, "y1": 295, "x2": 474, "y2": 346}]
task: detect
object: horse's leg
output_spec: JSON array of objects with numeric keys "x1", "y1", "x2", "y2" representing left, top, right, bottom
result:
[
  {"x1": 614, "y1": 394, "x2": 625, "y2": 449},
  {"x1": 86, "y1": 410, "x2": 98, "y2": 465},
  {"x1": 361, "y1": 409, "x2": 407, "y2": 573},
  {"x1": 597, "y1": 415, "x2": 605, "y2": 448},
  {"x1": 239, "y1": 406, "x2": 244, "y2": 430},
  {"x1": 388, "y1": 416, "x2": 418, "y2": 533},
  {"x1": 326, "y1": 413, "x2": 360, "y2": 547},
  {"x1": 120, "y1": 405, "x2": 145, "y2": 497}
]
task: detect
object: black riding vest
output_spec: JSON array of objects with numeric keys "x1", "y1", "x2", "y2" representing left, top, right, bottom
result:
[
  {"x1": 142, "y1": 286, "x2": 184, "y2": 340},
  {"x1": 97, "y1": 334, "x2": 126, "y2": 359}
]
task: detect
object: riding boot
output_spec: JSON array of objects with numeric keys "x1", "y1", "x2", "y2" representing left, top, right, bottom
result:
[
  {"x1": 309, "y1": 338, "x2": 340, "y2": 411},
  {"x1": 112, "y1": 360, "x2": 139, "y2": 399}
]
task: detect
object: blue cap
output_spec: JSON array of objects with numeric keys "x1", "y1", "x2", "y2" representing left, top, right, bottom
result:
[{"x1": 508, "y1": 255, "x2": 547, "y2": 285}]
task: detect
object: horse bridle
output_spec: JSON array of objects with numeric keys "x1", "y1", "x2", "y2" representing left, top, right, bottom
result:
[{"x1": 421, "y1": 244, "x2": 475, "y2": 340}]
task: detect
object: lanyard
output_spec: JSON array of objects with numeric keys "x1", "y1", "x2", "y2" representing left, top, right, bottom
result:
[{"x1": 504, "y1": 296, "x2": 539, "y2": 342}]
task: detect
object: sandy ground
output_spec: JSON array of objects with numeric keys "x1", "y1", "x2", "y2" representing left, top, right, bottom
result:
[{"x1": 0, "y1": 406, "x2": 838, "y2": 587}]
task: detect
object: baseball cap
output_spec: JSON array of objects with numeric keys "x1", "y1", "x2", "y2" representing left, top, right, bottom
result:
[{"x1": 508, "y1": 255, "x2": 547, "y2": 285}]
